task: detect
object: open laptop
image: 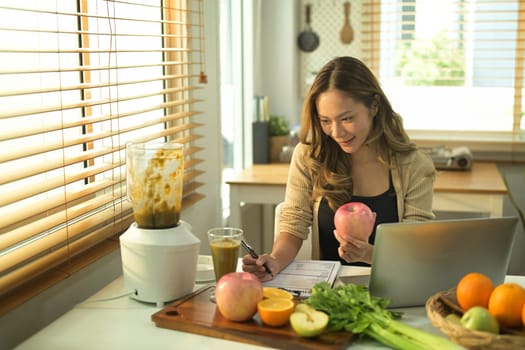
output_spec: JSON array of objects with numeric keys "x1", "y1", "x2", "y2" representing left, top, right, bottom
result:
[{"x1": 341, "y1": 216, "x2": 518, "y2": 308}]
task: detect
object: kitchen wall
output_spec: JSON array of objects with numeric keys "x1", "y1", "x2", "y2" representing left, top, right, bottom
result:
[
  {"x1": 257, "y1": 0, "x2": 367, "y2": 127},
  {"x1": 257, "y1": 0, "x2": 302, "y2": 126}
]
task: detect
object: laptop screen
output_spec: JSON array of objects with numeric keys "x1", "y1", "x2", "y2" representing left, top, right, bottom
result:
[{"x1": 366, "y1": 217, "x2": 518, "y2": 308}]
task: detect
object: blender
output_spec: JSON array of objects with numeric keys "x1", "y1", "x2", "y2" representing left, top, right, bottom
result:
[{"x1": 119, "y1": 142, "x2": 200, "y2": 306}]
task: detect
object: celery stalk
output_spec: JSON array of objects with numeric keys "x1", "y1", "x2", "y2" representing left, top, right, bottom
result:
[
  {"x1": 388, "y1": 319, "x2": 465, "y2": 350},
  {"x1": 305, "y1": 282, "x2": 466, "y2": 350},
  {"x1": 368, "y1": 323, "x2": 429, "y2": 350}
]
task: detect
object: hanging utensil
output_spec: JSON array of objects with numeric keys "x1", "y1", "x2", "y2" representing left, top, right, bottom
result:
[
  {"x1": 297, "y1": 4, "x2": 319, "y2": 53},
  {"x1": 340, "y1": 1, "x2": 353, "y2": 44}
]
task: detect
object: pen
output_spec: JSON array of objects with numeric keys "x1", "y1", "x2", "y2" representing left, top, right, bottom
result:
[
  {"x1": 279, "y1": 288, "x2": 305, "y2": 298},
  {"x1": 241, "y1": 239, "x2": 273, "y2": 276}
]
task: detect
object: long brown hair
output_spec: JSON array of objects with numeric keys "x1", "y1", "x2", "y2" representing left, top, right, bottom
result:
[{"x1": 299, "y1": 56, "x2": 415, "y2": 210}]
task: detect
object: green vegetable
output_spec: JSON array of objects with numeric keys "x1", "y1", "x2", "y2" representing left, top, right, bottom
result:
[{"x1": 304, "y1": 282, "x2": 466, "y2": 350}]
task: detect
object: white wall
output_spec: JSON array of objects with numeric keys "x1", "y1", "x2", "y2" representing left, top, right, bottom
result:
[
  {"x1": 258, "y1": 0, "x2": 303, "y2": 126},
  {"x1": 0, "y1": 1, "x2": 223, "y2": 348},
  {"x1": 184, "y1": 0, "x2": 224, "y2": 247}
]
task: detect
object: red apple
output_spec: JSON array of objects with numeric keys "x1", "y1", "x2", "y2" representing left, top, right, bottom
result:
[
  {"x1": 334, "y1": 202, "x2": 376, "y2": 241},
  {"x1": 215, "y1": 271, "x2": 263, "y2": 322}
]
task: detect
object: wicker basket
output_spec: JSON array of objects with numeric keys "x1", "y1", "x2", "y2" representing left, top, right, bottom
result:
[{"x1": 426, "y1": 290, "x2": 525, "y2": 350}]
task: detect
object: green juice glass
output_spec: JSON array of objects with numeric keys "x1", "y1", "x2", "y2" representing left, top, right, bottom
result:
[{"x1": 207, "y1": 227, "x2": 243, "y2": 282}]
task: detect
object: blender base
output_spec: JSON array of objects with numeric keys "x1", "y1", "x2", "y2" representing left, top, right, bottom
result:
[{"x1": 119, "y1": 221, "x2": 200, "y2": 305}]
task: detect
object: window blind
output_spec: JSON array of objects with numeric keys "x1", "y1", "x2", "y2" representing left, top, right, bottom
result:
[
  {"x1": 360, "y1": 0, "x2": 524, "y2": 138},
  {"x1": 0, "y1": 0, "x2": 206, "y2": 310}
]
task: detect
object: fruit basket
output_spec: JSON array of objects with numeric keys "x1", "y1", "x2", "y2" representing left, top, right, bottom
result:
[{"x1": 426, "y1": 289, "x2": 525, "y2": 350}]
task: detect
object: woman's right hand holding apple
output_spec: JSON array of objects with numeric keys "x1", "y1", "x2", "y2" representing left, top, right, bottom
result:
[{"x1": 334, "y1": 230, "x2": 374, "y2": 264}]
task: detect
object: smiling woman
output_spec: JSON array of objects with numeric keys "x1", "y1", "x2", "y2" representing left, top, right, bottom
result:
[{"x1": 0, "y1": 0, "x2": 207, "y2": 315}]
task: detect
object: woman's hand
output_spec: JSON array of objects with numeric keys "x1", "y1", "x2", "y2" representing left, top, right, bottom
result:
[
  {"x1": 241, "y1": 253, "x2": 279, "y2": 282},
  {"x1": 334, "y1": 230, "x2": 373, "y2": 264},
  {"x1": 242, "y1": 231, "x2": 302, "y2": 281}
]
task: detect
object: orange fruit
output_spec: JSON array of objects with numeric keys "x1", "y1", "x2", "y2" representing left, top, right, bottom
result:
[
  {"x1": 456, "y1": 272, "x2": 494, "y2": 310},
  {"x1": 257, "y1": 298, "x2": 294, "y2": 327},
  {"x1": 263, "y1": 287, "x2": 293, "y2": 300},
  {"x1": 488, "y1": 282, "x2": 525, "y2": 329},
  {"x1": 522, "y1": 303, "x2": 525, "y2": 328}
]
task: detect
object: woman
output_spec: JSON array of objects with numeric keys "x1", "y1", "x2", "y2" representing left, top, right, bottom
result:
[{"x1": 242, "y1": 56, "x2": 436, "y2": 281}]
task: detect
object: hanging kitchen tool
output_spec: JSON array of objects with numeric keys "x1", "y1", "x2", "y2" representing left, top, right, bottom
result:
[
  {"x1": 340, "y1": 1, "x2": 353, "y2": 44},
  {"x1": 297, "y1": 3, "x2": 319, "y2": 52}
]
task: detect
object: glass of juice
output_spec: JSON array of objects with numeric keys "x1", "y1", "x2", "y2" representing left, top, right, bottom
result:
[{"x1": 207, "y1": 227, "x2": 243, "y2": 282}]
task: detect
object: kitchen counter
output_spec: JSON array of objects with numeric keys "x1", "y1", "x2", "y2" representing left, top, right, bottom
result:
[{"x1": 15, "y1": 263, "x2": 524, "y2": 350}]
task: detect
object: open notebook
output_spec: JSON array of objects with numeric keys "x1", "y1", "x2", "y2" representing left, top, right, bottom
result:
[
  {"x1": 263, "y1": 260, "x2": 341, "y2": 297},
  {"x1": 341, "y1": 216, "x2": 518, "y2": 308}
]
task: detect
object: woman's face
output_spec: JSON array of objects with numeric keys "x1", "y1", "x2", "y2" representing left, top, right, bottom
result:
[{"x1": 316, "y1": 89, "x2": 376, "y2": 154}]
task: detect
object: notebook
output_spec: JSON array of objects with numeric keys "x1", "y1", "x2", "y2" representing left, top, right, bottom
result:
[
  {"x1": 341, "y1": 216, "x2": 518, "y2": 308},
  {"x1": 263, "y1": 260, "x2": 341, "y2": 297}
]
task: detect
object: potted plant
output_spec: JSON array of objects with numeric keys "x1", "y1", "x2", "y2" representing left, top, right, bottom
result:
[{"x1": 269, "y1": 115, "x2": 291, "y2": 163}]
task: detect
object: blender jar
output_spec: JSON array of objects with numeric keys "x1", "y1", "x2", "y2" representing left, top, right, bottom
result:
[{"x1": 126, "y1": 142, "x2": 184, "y2": 229}]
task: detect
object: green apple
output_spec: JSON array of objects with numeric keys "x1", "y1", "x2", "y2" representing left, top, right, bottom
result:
[
  {"x1": 460, "y1": 306, "x2": 500, "y2": 334},
  {"x1": 445, "y1": 313, "x2": 462, "y2": 326},
  {"x1": 290, "y1": 303, "x2": 329, "y2": 338}
]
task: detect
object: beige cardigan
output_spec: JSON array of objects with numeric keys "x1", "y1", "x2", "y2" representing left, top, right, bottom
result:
[{"x1": 279, "y1": 143, "x2": 436, "y2": 259}]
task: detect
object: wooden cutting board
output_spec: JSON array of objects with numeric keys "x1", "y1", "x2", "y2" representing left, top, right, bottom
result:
[{"x1": 151, "y1": 285, "x2": 353, "y2": 350}]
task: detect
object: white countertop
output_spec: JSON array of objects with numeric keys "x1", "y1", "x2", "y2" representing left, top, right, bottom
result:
[{"x1": 15, "y1": 263, "x2": 525, "y2": 350}]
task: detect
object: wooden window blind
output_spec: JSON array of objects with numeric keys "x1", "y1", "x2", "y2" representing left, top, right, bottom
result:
[
  {"x1": 0, "y1": 0, "x2": 206, "y2": 312},
  {"x1": 360, "y1": 0, "x2": 524, "y2": 139}
]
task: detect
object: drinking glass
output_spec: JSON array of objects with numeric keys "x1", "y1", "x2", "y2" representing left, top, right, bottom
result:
[
  {"x1": 207, "y1": 227, "x2": 243, "y2": 303},
  {"x1": 207, "y1": 227, "x2": 243, "y2": 282}
]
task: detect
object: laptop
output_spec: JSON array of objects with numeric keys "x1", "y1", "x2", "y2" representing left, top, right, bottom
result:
[{"x1": 341, "y1": 216, "x2": 518, "y2": 308}]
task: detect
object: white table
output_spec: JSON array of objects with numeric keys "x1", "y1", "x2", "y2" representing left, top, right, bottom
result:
[
  {"x1": 15, "y1": 264, "x2": 524, "y2": 350},
  {"x1": 225, "y1": 163, "x2": 508, "y2": 236}
]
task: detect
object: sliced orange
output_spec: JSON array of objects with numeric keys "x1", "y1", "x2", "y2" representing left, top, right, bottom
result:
[
  {"x1": 257, "y1": 298, "x2": 294, "y2": 327},
  {"x1": 263, "y1": 287, "x2": 293, "y2": 300}
]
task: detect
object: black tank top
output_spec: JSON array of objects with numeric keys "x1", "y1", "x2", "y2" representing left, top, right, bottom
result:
[{"x1": 318, "y1": 174, "x2": 398, "y2": 266}]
